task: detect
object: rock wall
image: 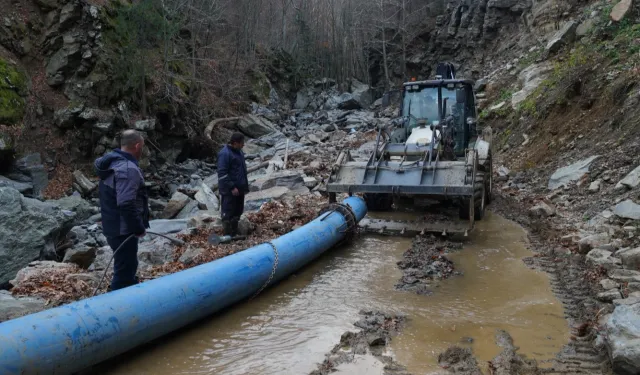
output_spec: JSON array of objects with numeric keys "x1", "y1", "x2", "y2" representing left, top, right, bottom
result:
[{"x1": 370, "y1": 0, "x2": 583, "y2": 85}]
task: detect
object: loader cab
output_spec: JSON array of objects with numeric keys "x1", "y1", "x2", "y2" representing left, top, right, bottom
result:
[{"x1": 399, "y1": 79, "x2": 477, "y2": 156}]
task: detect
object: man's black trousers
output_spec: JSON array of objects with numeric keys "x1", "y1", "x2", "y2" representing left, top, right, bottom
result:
[
  {"x1": 220, "y1": 194, "x2": 245, "y2": 235},
  {"x1": 106, "y1": 234, "x2": 139, "y2": 291}
]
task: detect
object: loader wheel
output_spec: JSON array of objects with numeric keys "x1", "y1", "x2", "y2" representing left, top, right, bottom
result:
[
  {"x1": 458, "y1": 176, "x2": 485, "y2": 221},
  {"x1": 363, "y1": 193, "x2": 393, "y2": 211}
]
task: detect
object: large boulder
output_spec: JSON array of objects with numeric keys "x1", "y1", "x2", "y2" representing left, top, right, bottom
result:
[
  {"x1": 529, "y1": 202, "x2": 555, "y2": 217},
  {"x1": 249, "y1": 170, "x2": 305, "y2": 192},
  {"x1": 10, "y1": 260, "x2": 78, "y2": 287},
  {"x1": 300, "y1": 132, "x2": 329, "y2": 145},
  {"x1": 0, "y1": 290, "x2": 45, "y2": 323},
  {"x1": 62, "y1": 244, "x2": 97, "y2": 269},
  {"x1": 511, "y1": 62, "x2": 554, "y2": 108},
  {"x1": 619, "y1": 247, "x2": 640, "y2": 271},
  {"x1": 256, "y1": 132, "x2": 304, "y2": 159},
  {"x1": 0, "y1": 187, "x2": 76, "y2": 284},
  {"x1": 137, "y1": 236, "x2": 176, "y2": 271},
  {"x1": 605, "y1": 301, "x2": 640, "y2": 375},
  {"x1": 53, "y1": 195, "x2": 95, "y2": 224},
  {"x1": 324, "y1": 93, "x2": 361, "y2": 110},
  {"x1": 294, "y1": 89, "x2": 313, "y2": 110},
  {"x1": 175, "y1": 199, "x2": 202, "y2": 219},
  {"x1": 59, "y1": 2, "x2": 82, "y2": 30},
  {"x1": 546, "y1": 20, "x2": 577, "y2": 54},
  {"x1": 350, "y1": 79, "x2": 373, "y2": 108},
  {"x1": 0, "y1": 175, "x2": 33, "y2": 194},
  {"x1": 53, "y1": 103, "x2": 84, "y2": 128},
  {"x1": 160, "y1": 192, "x2": 191, "y2": 219},
  {"x1": 72, "y1": 170, "x2": 96, "y2": 196},
  {"x1": 578, "y1": 233, "x2": 611, "y2": 254},
  {"x1": 548, "y1": 156, "x2": 600, "y2": 190},
  {"x1": 187, "y1": 212, "x2": 223, "y2": 231},
  {"x1": 88, "y1": 246, "x2": 113, "y2": 272},
  {"x1": 614, "y1": 200, "x2": 640, "y2": 220},
  {"x1": 134, "y1": 119, "x2": 156, "y2": 131},
  {"x1": 611, "y1": 0, "x2": 633, "y2": 22},
  {"x1": 576, "y1": 15, "x2": 597, "y2": 36},
  {"x1": 11, "y1": 154, "x2": 48, "y2": 197},
  {"x1": 237, "y1": 114, "x2": 277, "y2": 138},
  {"x1": 245, "y1": 186, "x2": 290, "y2": 211},
  {"x1": 616, "y1": 165, "x2": 640, "y2": 191},
  {"x1": 193, "y1": 182, "x2": 219, "y2": 211},
  {"x1": 45, "y1": 34, "x2": 82, "y2": 86},
  {"x1": 148, "y1": 219, "x2": 189, "y2": 234},
  {"x1": 609, "y1": 269, "x2": 640, "y2": 284},
  {"x1": 586, "y1": 249, "x2": 622, "y2": 271}
]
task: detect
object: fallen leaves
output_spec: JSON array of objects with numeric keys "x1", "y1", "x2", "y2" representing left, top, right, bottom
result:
[
  {"x1": 43, "y1": 164, "x2": 73, "y2": 199},
  {"x1": 145, "y1": 195, "x2": 325, "y2": 277},
  {"x1": 11, "y1": 264, "x2": 95, "y2": 305}
]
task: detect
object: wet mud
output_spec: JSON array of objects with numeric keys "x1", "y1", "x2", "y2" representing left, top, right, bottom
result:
[
  {"x1": 438, "y1": 330, "x2": 542, "y2": 375},
  {"x1": 395, "y1": 235, "x2": 462, "y2": 295},
  {"x1": 315, "y1": 316, "x2": 550, "y2": 375},
  {"x1": 309, "y1": 310, "x2": 410, "y2": 375}
]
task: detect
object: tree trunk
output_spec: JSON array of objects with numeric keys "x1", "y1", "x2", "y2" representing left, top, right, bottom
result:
[
  {"x1": 401, "y1": 0, "x2": 407, "y2": 81},
  {"x1": 141, "y1": 63, "x2": 147, "y2": 118}
]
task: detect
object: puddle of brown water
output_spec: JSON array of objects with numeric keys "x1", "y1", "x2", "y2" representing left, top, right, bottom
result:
[
  {"x1": 93, "y1": 211, "x2": 568, "y2": 375},
  {"x1": 389, "y1": 211, "x2": 569, "y2": 372}
]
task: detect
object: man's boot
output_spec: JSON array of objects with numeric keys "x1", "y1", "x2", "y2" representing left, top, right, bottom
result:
[
  {"x1": 222, "y1": 220, "x2": 232, "y2": 236},
  {"x1": 230, "y1": 219, "x2": 239, "y2": 237}
]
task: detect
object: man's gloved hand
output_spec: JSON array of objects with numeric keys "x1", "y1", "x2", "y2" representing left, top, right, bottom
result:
[{"x1": 232, "y1": 187, "x2": 239, "y2": 196}]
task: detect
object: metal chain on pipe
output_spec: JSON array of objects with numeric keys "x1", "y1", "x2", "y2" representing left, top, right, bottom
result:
[
  {"x1": 250, "y1": 242, "x2": 279, "y2": 300},
  {"x1": 318, "y1": 202, "x2": 358, "y2": 246}
]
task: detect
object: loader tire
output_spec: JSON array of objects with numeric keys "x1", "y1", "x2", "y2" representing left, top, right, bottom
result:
[
  {"x1": 458, "y1": 175, "x2": 485, "y2": 221},
  {"x1": 363, "y1": 193, "x2": 393, "y2": 211},
  {"x1": 485, "y1": 154, "x2": 493, "y2": 205}
]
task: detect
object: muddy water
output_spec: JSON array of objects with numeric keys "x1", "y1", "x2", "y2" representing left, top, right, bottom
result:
[{"x1": 96, "y1": 211, "x2": 568, "y2": 375}]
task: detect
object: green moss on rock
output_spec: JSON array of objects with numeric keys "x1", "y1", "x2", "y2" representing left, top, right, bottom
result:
[{"x1": 0, "y1": 58, "x2": 28, "y2": 126}]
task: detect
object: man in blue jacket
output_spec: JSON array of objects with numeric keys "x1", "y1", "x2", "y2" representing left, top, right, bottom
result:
[
  {"x1": 94, "y1": 130, "x2": 150, "y2": 291},
  {"x1": 217, "y1": 132, "x2": 249, "y2": 236}
]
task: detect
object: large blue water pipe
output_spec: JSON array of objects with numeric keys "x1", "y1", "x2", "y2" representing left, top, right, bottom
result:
[{"x1": 0, "y1": 196, "x2": 367, "y2": 375}]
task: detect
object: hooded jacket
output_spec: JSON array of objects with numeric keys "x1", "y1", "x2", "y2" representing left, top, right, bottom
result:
[
  {"x1": 94, "y1": 149, "x2": 150, "y2": 237},
  {"x1": 217, "y1": 144, "x2": 249, "y2": 195}
]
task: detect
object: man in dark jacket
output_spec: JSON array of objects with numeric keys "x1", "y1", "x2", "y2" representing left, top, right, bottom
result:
[
  {"x1": 94, "y1": 130, "x2": 150, "y2": 291},
  {"x1": 217, "y1": 132, "x2": 249, "y2": 236}
]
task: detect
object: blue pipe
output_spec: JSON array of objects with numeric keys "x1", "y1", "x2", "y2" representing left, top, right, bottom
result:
[{"x1": 0, "y1": 196, "x2": 367, "y2": 375}]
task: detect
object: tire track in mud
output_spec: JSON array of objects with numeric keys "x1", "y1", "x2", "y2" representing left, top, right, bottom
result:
[{"x1": 490, "y1": 193, "x2": 611, "y2": 375}]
